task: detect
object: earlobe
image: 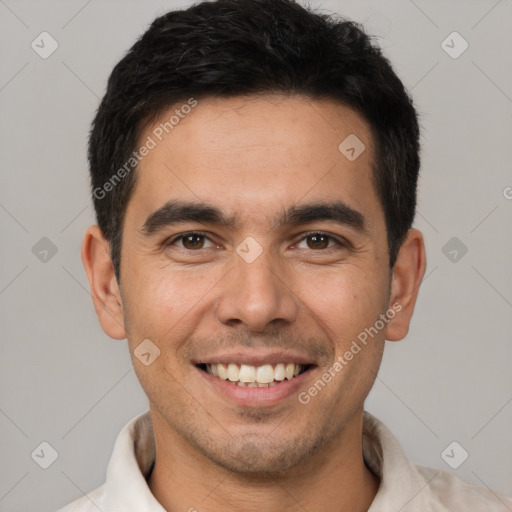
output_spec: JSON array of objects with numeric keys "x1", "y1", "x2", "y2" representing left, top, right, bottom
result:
[
  {"x1": 386, "y1": 229, "x2": 426, "y2": 342},
  {"x1": 81, "y1": 225, "x2": 126, "y2": 340}
]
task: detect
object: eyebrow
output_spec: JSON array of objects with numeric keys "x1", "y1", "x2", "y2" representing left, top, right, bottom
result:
[{"x1": 139, "y1": 199, "x2": 366, "y2": 236}]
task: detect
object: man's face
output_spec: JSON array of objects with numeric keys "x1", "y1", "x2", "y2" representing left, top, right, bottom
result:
[{"x1": 118, "y1": 95, "x2": 392, "y2": 473}]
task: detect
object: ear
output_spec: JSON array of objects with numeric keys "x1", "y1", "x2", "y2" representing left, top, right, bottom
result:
[
  {"x1": 385, "y1": 229, "x2": 426, "y2": 341},
  {"x1": 81, "y1": 225, "x2": 126, "y2": 340}
]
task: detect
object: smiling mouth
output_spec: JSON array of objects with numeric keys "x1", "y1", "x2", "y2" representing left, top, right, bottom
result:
[{"x1": 197, "y1": 363, "x2": 312, "y2": 387}]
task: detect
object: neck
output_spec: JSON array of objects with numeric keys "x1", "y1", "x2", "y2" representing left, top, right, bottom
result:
[{"x1": 147, "y1": 408, "x2": 379, "y2": 512}]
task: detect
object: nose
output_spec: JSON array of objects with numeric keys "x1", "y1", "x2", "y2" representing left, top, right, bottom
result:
[{"x1": 215, "y1": 247, "x2": 299, "y2": 333}]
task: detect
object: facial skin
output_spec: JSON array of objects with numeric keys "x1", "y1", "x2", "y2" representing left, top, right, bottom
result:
[{"x1": 82, "y1": 94, "x2": 426, "y2": 512}]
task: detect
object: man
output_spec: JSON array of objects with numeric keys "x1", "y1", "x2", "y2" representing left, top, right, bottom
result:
[{"x1": 59, "y1": 0, "x2": 512, "y2": 510}]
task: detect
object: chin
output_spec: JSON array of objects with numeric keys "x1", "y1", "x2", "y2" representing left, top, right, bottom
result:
[{"x1": 203, "y1": 433, "x2": 323, "y2": 475}]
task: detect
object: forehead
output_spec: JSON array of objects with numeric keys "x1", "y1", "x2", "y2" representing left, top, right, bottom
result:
[{"x1": 128, "y1": 94, "x2": 381, "y2": 230}]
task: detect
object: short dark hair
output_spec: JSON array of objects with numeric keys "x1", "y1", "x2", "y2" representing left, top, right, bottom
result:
[{"x1": 89, "y1": 0, "x2": 420, "y2": 283}]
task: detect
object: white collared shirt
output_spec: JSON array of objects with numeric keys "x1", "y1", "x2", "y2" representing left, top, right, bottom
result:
[{"x1": 57, "y1": 410, "x2": 512, "y2": 511}]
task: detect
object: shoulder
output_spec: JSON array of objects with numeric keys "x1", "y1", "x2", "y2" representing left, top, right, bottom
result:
[
  {"x1": 56, "y1": 484, "x2": 107, "y2": 512},
  {"x1": 416, "y1": 464, "x2": 512, "y2": 511},
  {"x1": 362, "y1": 411, "x2": 512, "y2": 511}
]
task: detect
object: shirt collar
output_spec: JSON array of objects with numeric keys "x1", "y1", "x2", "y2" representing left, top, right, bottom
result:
[
  {"x1": 103, "y1": 409, "x2": 440, "y2": 511},
  {"x1": 104, "y1": 411, "x2": 165, "y2": 512},
  {"x1": 363, "y1": 410, "x2": 441, "y2": 511}
]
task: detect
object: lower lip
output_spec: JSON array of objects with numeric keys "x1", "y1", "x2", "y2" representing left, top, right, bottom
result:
[{"x1": 196, "y1": 366, "x2": 315, "y2": 407}]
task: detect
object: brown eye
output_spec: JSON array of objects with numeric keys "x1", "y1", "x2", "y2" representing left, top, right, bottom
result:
[
  {"x1": 166, "y1": 232, "x2": 216, "y2": 251},
  {"x1": 294, "y1": 232, "x2": 346, "y2": 251},
  {"x1": 182, "y1": 233, "x2": 205, "y2": 250},
  {"x1": 306, "y1": 233, "x2": 330, "y2": 250}
]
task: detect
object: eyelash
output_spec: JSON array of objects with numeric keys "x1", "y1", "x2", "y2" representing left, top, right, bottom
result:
[{"x1": 164, "y1": 231, "x2": 347, "y2": 251}]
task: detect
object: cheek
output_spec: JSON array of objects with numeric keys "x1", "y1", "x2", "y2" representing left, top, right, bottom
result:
[
  {"x1": 299, "y1": 267, "x2": 389, "y2": 403},
  {"x1": 122, "y1": 265, "x2": 221, "y2": 344},
  {"x1": 122, "y1": 272, "x2": 193, "y2": 400},
  {"x1": 300, "y1": 263, "x2": 388, "y2": 337}
]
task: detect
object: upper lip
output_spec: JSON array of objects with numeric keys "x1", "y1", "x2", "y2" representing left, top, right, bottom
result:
[{"x1": 193, "y1": 351, "x2": 316, "y2": 367}]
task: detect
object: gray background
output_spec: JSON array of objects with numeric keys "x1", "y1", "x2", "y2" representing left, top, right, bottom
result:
[{"x1": 0, "y1": 0, "x2": 511, "y2": 511}]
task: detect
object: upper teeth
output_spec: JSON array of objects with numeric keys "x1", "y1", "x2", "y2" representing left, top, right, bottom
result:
[{"x1": 206, "y1": 363, "x2": 303, "y2": 385}]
